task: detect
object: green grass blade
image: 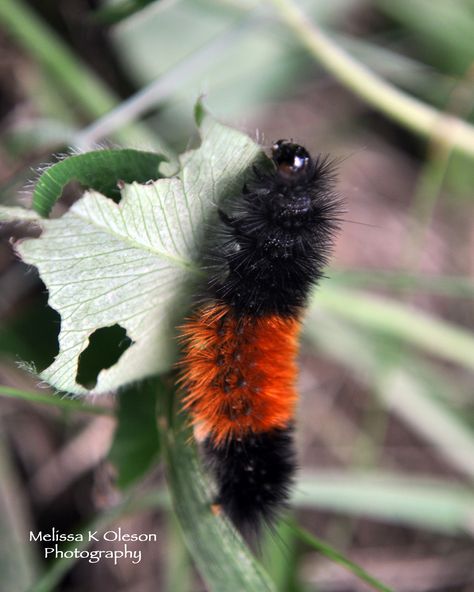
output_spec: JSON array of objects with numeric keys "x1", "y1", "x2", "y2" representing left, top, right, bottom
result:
[
  {"x1": 377, "y1": 368, "x2": 474, "y2": 479},
  {"x1": 0, "y1": 0, "x2": 117, "y2": 120},
  {"x1": 0, "y1": 436, "x2": 39, "y2": 591},
  {"x1": 0, "y1": 0, "x2": 170, "y2": 152},
  {"x1": 0, "y1": 386, "x2": 112, "y2": 415},
  {"x1": 262, "y1": 518, "x2": 302, "y2": 592},
  {"x1": 294, "y1": 471, "x2": 474, "y2": 535},
  {"x1": 286, "y1": 519, "x2": 394, "y2": 592},
  {"x1": 108, "y1": 379, "x2": 160, "y2": 488},
  {"x1": 315, "y1": 286, "x2": 474, "y2": 371},
  {"x1": 33, "y1": 149, "x2": 165, "y2": 217},
  {"x1": 374, "y1": 0, "x2": 474, "y2": 75},
  {"x1": 330, "y1": 268, "x2": 474, "y2": 298},
  {"x1": 165, "y1": 513, "x2": 192, "y2": 592}
]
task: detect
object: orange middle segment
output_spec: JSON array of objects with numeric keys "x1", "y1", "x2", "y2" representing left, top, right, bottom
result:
[{"x1": 179, "y1": 302, "x2": 301, "y2": 445}]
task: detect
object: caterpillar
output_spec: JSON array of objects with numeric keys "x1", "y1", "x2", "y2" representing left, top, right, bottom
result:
[{"x1": 179, "y1": 139, "x2": 341, "y2": 535}]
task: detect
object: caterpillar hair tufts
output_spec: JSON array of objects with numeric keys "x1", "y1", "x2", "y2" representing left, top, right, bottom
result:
[{"x1": 179, "y1": 138, "x2": 342, "y2": 535}]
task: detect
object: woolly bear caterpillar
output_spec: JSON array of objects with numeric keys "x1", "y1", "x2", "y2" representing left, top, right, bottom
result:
[{"x1": 180, "y1": 140, "x2": 341, "y2": 534}]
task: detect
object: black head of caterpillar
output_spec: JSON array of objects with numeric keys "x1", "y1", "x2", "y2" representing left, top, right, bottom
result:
[
  {"x1": 214, "y1": 139, "x2": 342, "y2": 316},
  {"x1": 271, "y1": 139, "x2": 312, "y2": 180}
]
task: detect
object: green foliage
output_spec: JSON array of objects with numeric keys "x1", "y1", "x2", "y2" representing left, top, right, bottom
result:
[
  {"x1": 375, "y1": 0, "x2": 474, "y2": 75},
  {"x1": 94, "y1": 0, "x2": 158, "y2": 25},
  {"x1": 108, "y1": 378, "x2": 160, "y2": 488},
  {"x1": 33, "y1": 149, "x2": 166, "y2": 217},
  {"x1": 0, "y1": 112, "x2": 262, "y2": 394},
  {"x1": 316, "y1": 285, "x2": 474, "y2": 371},
  {"x1": 287, "y1": 520, "x2": 394, "y2": 592},
  {"x1": 0, "y1": 386, "x2": 111, "y2": 416},
  {"x1": 295, "y1": 472, "x2": 474, "y2": 535}
]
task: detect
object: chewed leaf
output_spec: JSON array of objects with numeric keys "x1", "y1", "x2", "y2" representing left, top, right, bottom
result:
[{"x1": 6, "y1": 113, "x2": 262, "y2": 394}]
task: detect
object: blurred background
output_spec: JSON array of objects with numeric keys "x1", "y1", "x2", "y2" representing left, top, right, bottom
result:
[{"x1": 0, "y1": 0, "x2": 474, "y2": 591}]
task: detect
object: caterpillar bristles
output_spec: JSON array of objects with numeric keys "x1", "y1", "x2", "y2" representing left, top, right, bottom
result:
[{"x1": 179, "y1": 138, "x2": 342, "y2": 535}]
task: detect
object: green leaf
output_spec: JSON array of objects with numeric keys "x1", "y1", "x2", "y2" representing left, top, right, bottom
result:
[
  {"x1": 0, "y1": 111, "x2": 262, "y2": 394},
  {"x1": 32, "y1": 148, "x2": 166, "y2": 217},
  {"x1": 286, "y1": 519, "x2": 394, "y2": 592},
  {"x1": 294, "y1": 471, "x2": 474, "y2": 535},
  {"x1": 108, "y1": 378, "x2": 160, "y2": 488},
  {"x1": 315, "y1": 286, "x2": 474, "y2": 371},
  {"x1": 0, "y1": 436, "x2": 39, "y2": 591},
  {"x1": 94, "y1": 0, "x2": 159, "y2": 24},
  {"x1": 262, "y1": 519, "x2": 301, "y2": 592},
  {"x1": 0, "y1": 386, "x2": 111, "y2": 416},
  {"x1": 374, "y1": 0, "x2": 474, "y2": 75},
  {"x1": 330, "y1": 267, "x2": 474, "y2": 298},
  {"x1": 159, "y1": 381, "x2": 277, "y2": 592}
]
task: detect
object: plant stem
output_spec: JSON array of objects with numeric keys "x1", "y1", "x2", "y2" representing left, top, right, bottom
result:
[
  {"x1": 0, "y1": 0, "x2": 165, "y2": 150},
  {"x1": 315, "y1": 286, "x2": 474, "y2": 371},
  {"x1": 286, "y1": 519, "x2": 394, "y2": 592},
  {"x1": 0, "y1": 386, "x2": 113, "y2": 416},
  {"x1": 268, "y1": 0, "x2": 474, "y2": 158},
  {"x1": 75, "y1": 16, "x2": 257, "y2": 150},
  {"x1": 0, "y1": 0, "x2": 116, "y2": 119}
]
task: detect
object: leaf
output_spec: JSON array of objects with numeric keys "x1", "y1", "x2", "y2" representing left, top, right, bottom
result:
[
  {"x1": 261, "y1": 519, "x2": 301, "y2": 592},
  {"x1": 108, "y1": 378, "x2": 160, "y2": 488},
  {"x1": 32, "y1": 148, "x2": 166, "y2": 217},
  {"x1": 374, "y1": 0, "x2": 474, "y2": 75},
  {"x1": 330, "y1": 267, "x2": 474, "y2": 298},
  {"x1": 315, "y1": 285, "x2": 474, "y2": 371},
  {"x1": 294, "y1": 471, "x2": 474, "y2": 535},
  {"x1": 158, "y1": 380, "x2": 277, "y2": 592},
  {"x1": 0, "y1": 386, "x2": 111, "y2": 416},
  {"x1": 0, "y1": 111, "x2": 262, "y2": 394},
  {"x1": 286, "y1": 519, "x2": 394, "y2": 592},
  {"x1": 94, "y1": 0, "x2": 159, "y2": 24},
  {"x1": 0, "y1": 440, "x2": 39, "y2": 592}
]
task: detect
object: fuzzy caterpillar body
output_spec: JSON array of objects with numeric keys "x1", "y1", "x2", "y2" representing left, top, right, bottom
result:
[{"x1": 180, "y1": 140, "x2": 340, "y2": 534}]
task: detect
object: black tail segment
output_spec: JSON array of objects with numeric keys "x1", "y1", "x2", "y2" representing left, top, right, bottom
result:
[{"x1": 203, "y1": 426, "x2": 296, "y2": 536}]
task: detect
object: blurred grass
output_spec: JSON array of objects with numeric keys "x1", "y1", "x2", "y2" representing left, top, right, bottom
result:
[
  {"x1": 305, "y1": 313, "x2": 474, "y2": 480},
  {"x1": 27, "y1": 489, "x2": 168, "y2": 592},
  {"x1": 315, "y1": 286, "x2": 474, "y2": 371},
  {"x1": 286, "y1": 519, "x2": 394, "y2": 592},
  {"x1": 294, "y1": 472, "x2": 474, "y2": 536},
  {"x1": 0, "y1": 0, "x2": 169, "y2": 152},
  {"x1": 0, "y1": 386, "x2": 112, "y2": 416},
  {"x1": 0, "y1": 435, "x2": 39, "y2": 592}
]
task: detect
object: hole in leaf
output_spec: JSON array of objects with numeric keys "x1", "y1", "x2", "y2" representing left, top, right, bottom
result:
[
  {"x1": 0, "y1": 275, "x2": 60, "y2": 372},
  {"x1": 76, "y1": 324, "x2": 133, "y2": 389}
]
